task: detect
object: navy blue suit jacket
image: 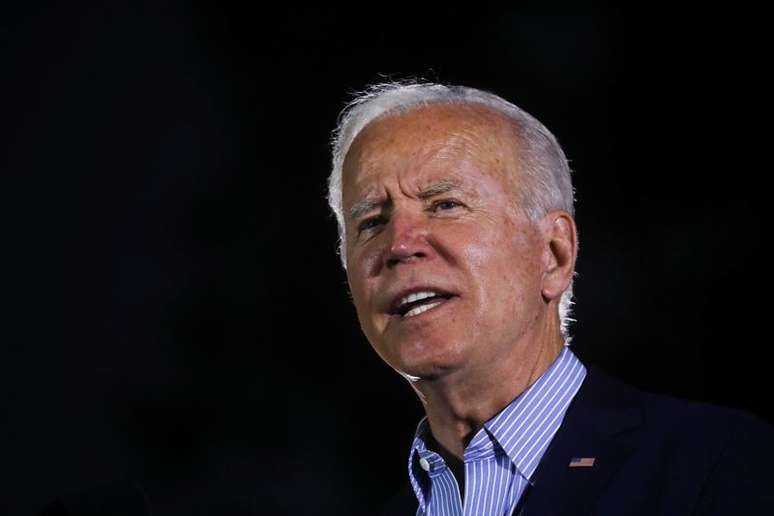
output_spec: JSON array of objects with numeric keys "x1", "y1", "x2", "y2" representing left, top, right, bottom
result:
[{"x1": 383, "y1": 364, "x2": 774, "y2": 515}]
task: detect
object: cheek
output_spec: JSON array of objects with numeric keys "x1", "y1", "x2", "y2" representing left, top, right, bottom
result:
[
  {"x1": 455, "y1": 220, "x2": 522, "y2": 272},
  {"x1": 460, "y1": 224, "x2": 543, "y2": 300},
  {"x1": 346, "y1": 268, "x2": 367, "y2": 311},
  {"x1": 347, "y1": 237, "x2": 384, "y2": 279},
  {"x1": 346, "y1": 265, "x2": 379, "y2": 324}
]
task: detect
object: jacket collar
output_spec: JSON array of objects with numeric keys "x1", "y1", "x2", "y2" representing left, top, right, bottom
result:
[{"x1": 518, "y1": 363, "x2": 644, "y2": 516}]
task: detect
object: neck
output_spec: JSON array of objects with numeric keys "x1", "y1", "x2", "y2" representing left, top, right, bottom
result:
[{"x1": 413, "y1": 315, "x2": 565, "y2": 460}]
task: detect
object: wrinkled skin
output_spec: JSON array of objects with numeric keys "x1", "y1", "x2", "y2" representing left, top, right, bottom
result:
[{"x1": 341, "y1": 103, "x2": 576, "y2": 455}]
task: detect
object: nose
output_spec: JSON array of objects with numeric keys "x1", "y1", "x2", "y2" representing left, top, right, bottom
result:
[{"x1": 384, "y1": 210, "x2": 433, "y2": 268}]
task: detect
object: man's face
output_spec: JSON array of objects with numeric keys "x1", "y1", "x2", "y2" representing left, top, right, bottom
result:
[{"x1": 342, "y1": 104, "x2": 550, "y2": 380}]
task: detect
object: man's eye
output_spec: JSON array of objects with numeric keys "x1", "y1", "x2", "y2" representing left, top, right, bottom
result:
[
  {"x1": 358, "y1": 217, "x2": 385, "y2": 233},
  {"x1": 431, "y1": 199, "x2": 463, "y2": 212}
]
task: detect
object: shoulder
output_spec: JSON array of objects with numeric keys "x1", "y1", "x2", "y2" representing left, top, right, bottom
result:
[
  {"x1": 638, "y1": 383, "x2": 774, "y2": 512},
  {"x1": 579, "y1": 364, "x2": 774, "y2": 513},
  {"x1": 580, "y1": 363, "x2": 774, "y2": 449},
  {"x1": 581, "y1": 363, "x2": 771, "y2": 431}
]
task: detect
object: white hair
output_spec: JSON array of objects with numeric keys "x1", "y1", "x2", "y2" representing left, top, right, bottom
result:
[{"x1": 327, "y1": 80, "x2": 577, "y2": 339}]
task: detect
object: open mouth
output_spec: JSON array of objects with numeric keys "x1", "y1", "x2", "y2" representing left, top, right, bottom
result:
[{"x1": 392, "y1": 290, "x2": 455, "y2": 318}]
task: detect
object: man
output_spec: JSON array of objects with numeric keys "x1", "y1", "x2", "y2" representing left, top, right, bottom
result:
[{"x1": 327, "y1": 81, "x2": 774, "y2": 515}]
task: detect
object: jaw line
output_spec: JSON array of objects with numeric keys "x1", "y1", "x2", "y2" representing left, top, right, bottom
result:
[
  {"x1": 396, "y1": 369, "x2": 427, "y2": 404},
  {"x1": 399, "y1": 370, "x2": 421, "y2": 383}
]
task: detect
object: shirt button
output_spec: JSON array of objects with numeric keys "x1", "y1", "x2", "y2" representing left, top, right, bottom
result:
[{"x1": 419, "y1": 458, "x2": 431, "y2": 472}]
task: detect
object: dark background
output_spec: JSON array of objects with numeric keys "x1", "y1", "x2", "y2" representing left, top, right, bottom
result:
[{"x1": 2, "y1": 4, "x2": 773, "y2": 515}]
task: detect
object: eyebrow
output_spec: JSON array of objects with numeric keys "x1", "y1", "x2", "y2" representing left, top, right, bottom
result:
[
  {"x1": 348, "y1": 179, "x2": 462, "y2": 222},
  {"x1": 417, "y1": 179, "x2": 460, "y2": 199},
  {"x1": 349, "y1": 198, "x2": 383, "y2": 223}
]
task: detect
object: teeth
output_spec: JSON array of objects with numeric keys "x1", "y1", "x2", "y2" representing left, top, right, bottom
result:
[
  {"x1": 399, "y1": 291, "x2": 439, "y2": 308},
  {"x1": 404, "y1": 300, "x2": 443, "y2": 318}
]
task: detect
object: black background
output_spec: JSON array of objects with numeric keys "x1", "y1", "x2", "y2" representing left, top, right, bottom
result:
[{"x1": 2, "y1": 4, "x2": 773, "y2": 515}]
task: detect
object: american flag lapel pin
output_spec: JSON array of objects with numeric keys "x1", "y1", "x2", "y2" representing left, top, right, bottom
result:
[{"x1": 569, "y1": 457, "x2": 596, "y2": 468}]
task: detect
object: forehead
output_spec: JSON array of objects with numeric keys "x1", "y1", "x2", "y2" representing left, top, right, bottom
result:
[{"x1": 342, "y1": 103, "x2": 521, "y2": 200}]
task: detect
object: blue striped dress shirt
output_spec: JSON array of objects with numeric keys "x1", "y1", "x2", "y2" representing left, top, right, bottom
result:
[{"x1": 407, "y1": 346, "x2": 587, "y2": 516}]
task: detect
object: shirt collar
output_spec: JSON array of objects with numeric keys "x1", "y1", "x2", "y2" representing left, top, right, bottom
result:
[
  {"x1": 408, "y1": 346, "x2": 587, "y2": 501},
  {"x1": 479, "y1": 346, "x2": 585, "y2": 479}
]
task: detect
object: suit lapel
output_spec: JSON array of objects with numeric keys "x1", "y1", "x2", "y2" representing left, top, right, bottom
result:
[{"x1": 519, "y1": 365, "x2": 643, "y2": 516}]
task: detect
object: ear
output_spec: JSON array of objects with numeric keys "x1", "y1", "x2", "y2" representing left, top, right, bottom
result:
[{"x1": 539, "y1": 210, "x2": 578, "y2": 302}]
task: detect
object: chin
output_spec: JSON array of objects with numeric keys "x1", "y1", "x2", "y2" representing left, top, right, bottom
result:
[
  {"x1": 370, "y1": 329, "x2": 466, "y2": 377},
  {"x1": 389, "y1": 346, "x2": 464, "y2": 381},
  {"x1": 395, "y1": 364, "x2": 450, "y2": 382}
]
